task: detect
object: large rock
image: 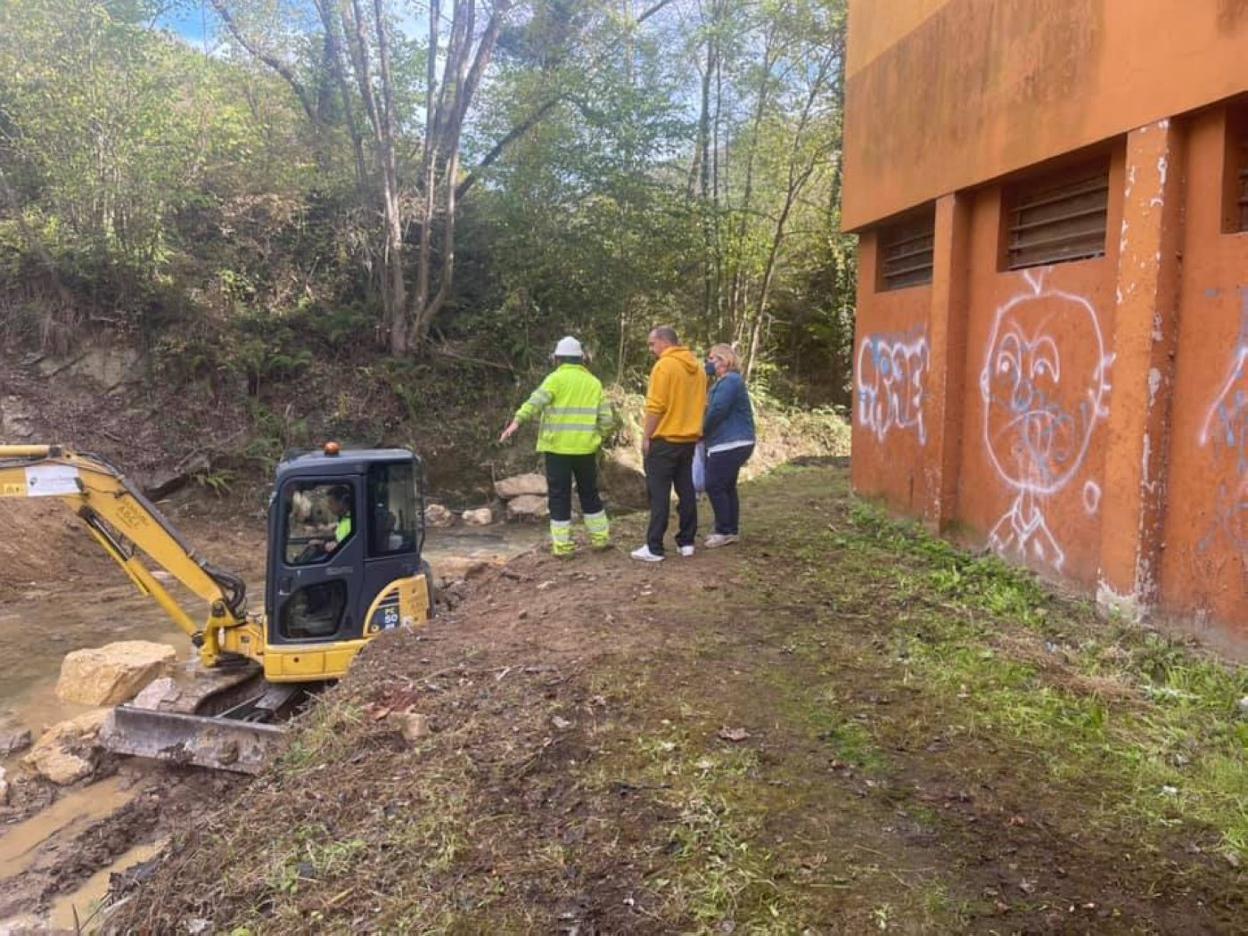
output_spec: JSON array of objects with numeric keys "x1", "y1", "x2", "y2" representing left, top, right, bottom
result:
[
  {"x1": 600, "y1": 449, "x2": 649, "y2": 510},
  {"x1": 24, "y1": 709, "x2": 109, "y2": 785},
  {"x1": 433, "y1": 556, "x2": 500, "y2": 589},
  {"x1": 55, "y1": 641, "x2": 178, "y2": 706},
  {"x1": 506, "y1": 494, "x2": 550, "y2": 521},
  {"x1": 424, "y1": 503, "x2": 457, "y2": 528},
  {"x1": 495, "y1": 473, "x2": 548, "y2": 499},
  {"x1": 461, "y1": 506, "x2": 494, "y2": 526}
]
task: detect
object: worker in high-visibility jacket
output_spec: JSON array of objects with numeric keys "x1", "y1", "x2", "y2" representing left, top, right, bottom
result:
[{"x1": 499, "y1": 336, "x2": 615, "y2": 556}]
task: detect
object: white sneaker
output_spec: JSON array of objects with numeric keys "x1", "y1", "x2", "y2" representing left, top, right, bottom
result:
[
  {"x1": 630, "y1": 545, "x2": 664, "y2": 562},
  {"x1": 704, "y1": 534, "x2": 739, "y2": 548},
  {"x1": 679, "y1": 545, "x2": 695, "y2": 557}
]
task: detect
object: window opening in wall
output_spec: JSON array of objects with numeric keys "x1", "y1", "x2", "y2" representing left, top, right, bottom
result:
[
  {"x1": 1239, "y1": 148, "x2": 1248, "y2": 232},
  {"x1": 1005, "y1": 160, "x2": 1109, "y2": 269},
  {"x1": 878, "y1": 207, "x2": 935, "y2": 290},
  {"x1": 1228, "y1": 104, "x2": 1248, "y2": 234}
]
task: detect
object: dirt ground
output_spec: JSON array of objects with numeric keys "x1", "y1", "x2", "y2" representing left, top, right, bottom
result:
[{"x1": 62, "y1": 463, "x2": 1242, "y2": 935}]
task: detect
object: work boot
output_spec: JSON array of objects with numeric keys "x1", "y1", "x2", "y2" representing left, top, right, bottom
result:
[
  {"x1": 550, "y1": 520, "x2": 575, "y2": 557},
  {"x1": 583, "y1": 510, "x2": 610, "y2": 550}
]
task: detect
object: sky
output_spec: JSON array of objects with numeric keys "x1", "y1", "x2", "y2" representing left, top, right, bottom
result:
[
  {"x1": 157, "y1": 1, "x2": 425, "y2": 49},
  {"x1": 159, "y1": 2, "x2": 213, "y2": 44}
]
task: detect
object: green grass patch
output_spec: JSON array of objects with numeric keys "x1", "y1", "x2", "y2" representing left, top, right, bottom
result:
[{"x1": 745, "y1": 478, "x2": 1248, "y2": 864}]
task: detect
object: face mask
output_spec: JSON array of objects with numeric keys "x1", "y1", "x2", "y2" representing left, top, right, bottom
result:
[{"x1": 705, "y1": 359, "x2": 717, "y2": 376}]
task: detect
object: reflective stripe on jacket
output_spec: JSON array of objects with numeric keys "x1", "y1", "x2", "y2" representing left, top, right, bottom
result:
[{"x1": 515, "y1": 364, "x2": 615, "y2": 454}]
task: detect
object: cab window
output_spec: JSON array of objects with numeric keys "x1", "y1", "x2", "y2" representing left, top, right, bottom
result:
[
  {"x1": 367, "y1": 461, "x2": 420, "y2": 557},
  {"x1": 283, "y1": 481, "x2": 356, "y2": 565}
]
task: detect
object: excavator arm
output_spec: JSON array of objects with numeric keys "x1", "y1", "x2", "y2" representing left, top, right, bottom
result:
[{"x1": 0, "y1": 444, "x2": 257, "y2": 667}]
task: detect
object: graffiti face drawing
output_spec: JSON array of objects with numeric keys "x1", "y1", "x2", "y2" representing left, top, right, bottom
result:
[{"x1": 980, "y1": 273, "x2": 1112, "y2": 571}]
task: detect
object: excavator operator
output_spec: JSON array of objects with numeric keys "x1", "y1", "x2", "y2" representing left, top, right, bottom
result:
[{"x1": 325, "y1": 484, "x2": 352, "y2": 554}]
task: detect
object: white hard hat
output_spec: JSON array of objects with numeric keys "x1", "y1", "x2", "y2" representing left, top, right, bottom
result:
[{"x1": 554, "y1": 336, "x2": 584, "y2": 357}]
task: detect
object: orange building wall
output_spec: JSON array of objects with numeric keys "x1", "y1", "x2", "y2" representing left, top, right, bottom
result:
[
  {"x1": 952, "y1": 150, "x2": 1124, "y2": 589},
  {"x1": 844, "y1": 0, "x2": 1248, "y2": 230},
  {"x1": 850, "y1": 233, "x2": 934, "y2": 515},
  {"x1": 848, "y1": 96, "x2": 1248, "y2": 650},
  {"x1": 1158, "y1": 108, "x2": 1248, "y2": 645},
  {"x1": 847, "y1": 0, "x2": 1248, "y2": 649}
]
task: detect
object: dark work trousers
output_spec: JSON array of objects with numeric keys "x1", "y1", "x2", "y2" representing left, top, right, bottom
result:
[
  {"x1": 705, "y1": 443, "x2": 754, "y2": 535},
  {"x1": 544, "y1": 452, "x2": 603, "y2": 522},
  {"x1": 644, "y1": 438, "x2": 697, "y2": 555}
]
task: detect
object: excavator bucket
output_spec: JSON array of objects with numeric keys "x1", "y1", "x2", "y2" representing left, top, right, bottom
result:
[
  {"x1": 98, "y1": 659, "x2": 307, "y2": 774},
  {"x1": 102, "y1": 706, "x2": 283, "y2": 774}
]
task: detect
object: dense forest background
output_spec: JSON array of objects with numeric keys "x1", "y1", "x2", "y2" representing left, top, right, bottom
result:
[{"x1": 0, "y1": 0, "x2": 855, "y2": 489}]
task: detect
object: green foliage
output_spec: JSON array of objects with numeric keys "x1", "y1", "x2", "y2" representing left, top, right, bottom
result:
[
  {"x1": 193, "y1": 467, "x2": 236, "y2": 497},
  {"x1": 0, "y1": 0, "x2": 855, "y2": 410}
]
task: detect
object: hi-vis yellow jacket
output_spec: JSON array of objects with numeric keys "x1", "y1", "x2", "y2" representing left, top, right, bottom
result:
[{"x1": 515, "y1": 364, "x2": 615, "y2": 454}]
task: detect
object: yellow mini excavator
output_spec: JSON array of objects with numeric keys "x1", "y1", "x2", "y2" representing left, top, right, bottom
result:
[{"x1": 0, "y1": 443, "x2": 433, "y2": 773}]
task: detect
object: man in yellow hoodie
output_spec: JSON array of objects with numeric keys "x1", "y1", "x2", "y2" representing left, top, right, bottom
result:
[{"x1": 632, "y1": 326, "x2": 707, "y2": 562}]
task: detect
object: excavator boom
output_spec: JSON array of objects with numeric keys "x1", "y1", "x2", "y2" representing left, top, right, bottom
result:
[{"x1": 0, "y1": 444, "x2": 251, "y2": 655}]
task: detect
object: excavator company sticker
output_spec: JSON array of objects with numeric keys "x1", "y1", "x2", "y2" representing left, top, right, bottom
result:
[{"x1": 24, "y1": 464, "x2": 80, "y2": 496}]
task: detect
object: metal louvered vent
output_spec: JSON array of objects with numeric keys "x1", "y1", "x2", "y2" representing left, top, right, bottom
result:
[
  {"x1": 1006, "y1": 162, "x2": 1109, "y2": 270},
  {"x1": 879, "y1": 208, "x2": 935, "y2": 291}
]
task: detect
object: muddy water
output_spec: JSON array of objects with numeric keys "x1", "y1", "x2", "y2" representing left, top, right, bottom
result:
[
  {"x1": 47, "y1": 838, "x2": 165, "y2": 931},
  {"x1": 0, "y1": 584, "x2": 191, "y2": 746},
  {"x1": 0, "y1": 775, "x2": 132, "y2": 879},
  {"x1": 425, "y1": 525, "x2": 542, "y2": 563}
]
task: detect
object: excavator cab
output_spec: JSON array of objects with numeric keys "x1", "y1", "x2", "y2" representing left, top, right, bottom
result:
[{"x1": 262, "y1": 446, "x2": 433, "y2": 681}]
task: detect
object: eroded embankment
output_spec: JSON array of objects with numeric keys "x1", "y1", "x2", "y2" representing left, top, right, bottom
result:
[{"x1": 102, "y1": 465, "x2": 1247, "y2": 935}]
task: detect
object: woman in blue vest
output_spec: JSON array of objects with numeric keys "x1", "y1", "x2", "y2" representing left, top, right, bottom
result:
[
  {"x1": 702, "y1": 343, "x2": 756, "y2": 547},
  {"x1": 500, "y1": 336, "x2": 615, "y2": 556}
]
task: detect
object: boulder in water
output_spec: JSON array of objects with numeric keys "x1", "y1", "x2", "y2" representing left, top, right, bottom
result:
[
  {"x1": 24, "y1": 709, "x2": 109, "y2": 785},
  {"x1": 424, "y1": 503, "x2": 456, "y2": 528},
  {"x1": 495, "y1": 473, "x2": 547, "y2": 499},
  {"x1": 506, "y1": 493, "x2": 549, "y2": 521},
  {"x1": 461, "y1": 506, "x2": 494, "y2": 526},
  {"x1": 55, "y1": 640, "x2": 178, "y2": 707}
]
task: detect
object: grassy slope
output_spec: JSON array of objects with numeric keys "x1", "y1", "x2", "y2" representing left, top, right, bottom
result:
[{"x1": 108, "y1": 465, "x2": 1246, "y2": 934}]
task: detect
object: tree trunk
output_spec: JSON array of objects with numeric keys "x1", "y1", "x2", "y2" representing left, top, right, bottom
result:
[{"x1": 728, "y1": 24, "x2": 776, "y2": 337}]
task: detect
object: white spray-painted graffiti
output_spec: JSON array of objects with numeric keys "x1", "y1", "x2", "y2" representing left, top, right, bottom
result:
[
  {"x1": 981, "y1": 271, "x2": 1113, "y2": 571},
  {"x1": 856, "y1": 329, "x2": 930, "y2": 445},
  {"x1": 1197, "y1": 291, "x2": 1248, "y2": 556}
]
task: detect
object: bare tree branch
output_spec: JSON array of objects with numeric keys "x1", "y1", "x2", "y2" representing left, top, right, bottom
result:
[
  {"x1": 209, "y1": 0, "x2": 319, "y2": 125},
  {"x1": 455, "y1": 97, "x2": 561, "y2": 200}
]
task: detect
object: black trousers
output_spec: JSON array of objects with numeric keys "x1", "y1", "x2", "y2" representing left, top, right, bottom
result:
[
  {"x1": 705, "y1": 443, "x2": 754, "y2": 534},
  {"x1": 644, "y1": 439, "x2": 697, "y2": 555},
  {"x1": 545, "y1": 453, "x2": 603, "y2": 522}
]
